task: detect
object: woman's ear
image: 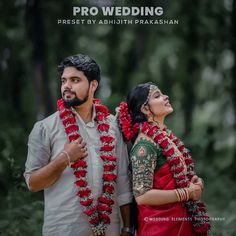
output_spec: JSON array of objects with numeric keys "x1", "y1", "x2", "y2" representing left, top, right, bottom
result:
[{"x1": 141, "y1": 104, "x2": 149, "y2": 116}]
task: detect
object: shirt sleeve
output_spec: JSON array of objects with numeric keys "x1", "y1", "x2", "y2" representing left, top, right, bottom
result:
[
  {"x1": 24, "y1": 121, "x2": 51, "y2": 189},
  {"x1": 130, "y1": 140, "x2": 157, "y2": 198},
  {"x1": 113, "y1": 121, "x2": 132, "y2": 206}
]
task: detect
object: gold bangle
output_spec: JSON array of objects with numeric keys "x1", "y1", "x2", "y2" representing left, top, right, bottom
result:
[
  {"x1": 179, "y1": 188, "x2": 188, "y2": 202},
  {"x1": 180, "y1": 188, "x2": 185, "y2": 202},
  {"x1": 61, "y1": 150, "x2": 71, "y2": 166},
  {"x1": 182, "y1": 188, "x2": 187, "y2": 201},
  {"x1": 175, "y1": 189, "x2": 180, "y2": 202},
  {"x1": 184, "y1": 188, "x2": 189, "y2": 201}
]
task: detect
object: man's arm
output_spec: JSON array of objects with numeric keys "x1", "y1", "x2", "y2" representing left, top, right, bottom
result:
[
  {"x1": 29, "y1": 152, "x2": 69, "y2": 192},
  {"x1": 25, "y1": 121, "x2": 88, "y2": 192},
  {"x1": 112, "y1": 116, "x2": 133, "y2": 235},
  {"x1": 120, "y1": 204, "x2": 133, "y2": 235},
  {"x1": 29, "y1": 139, "x2": 88, "y2": 192}
]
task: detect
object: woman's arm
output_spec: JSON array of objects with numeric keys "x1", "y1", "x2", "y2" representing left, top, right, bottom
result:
[
  {"x1": 136, "y1": 189, "x2": 178, "y2": 205},
  {"x1": 136, "y1": 182, "x2": 202, "y2": 205}
]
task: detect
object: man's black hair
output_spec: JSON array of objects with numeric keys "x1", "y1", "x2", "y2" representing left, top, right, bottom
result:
[{"x1": 58, "y1": 54, "x2": 101, "y2": 84}]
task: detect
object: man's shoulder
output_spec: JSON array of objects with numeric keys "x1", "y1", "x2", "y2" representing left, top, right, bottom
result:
[
  {"x1": 107, "y1": 113, "x2": 116, "y2": 122},
  {"x1": 107, "y1": 114, "x2": 118, "y2": 130},
  {"x1": 107, "y1": 114, "x2": 125, "y2": 142},
  {"x1": 43, "y1": 111, "x2": 59, "y2": 122},
  {"x1": 34, "y1": 111, "x2": 60, "y2": 130}
]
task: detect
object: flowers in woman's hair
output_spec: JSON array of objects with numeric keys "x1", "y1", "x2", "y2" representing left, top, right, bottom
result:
[{"x1": 118, "y1": 101, "x2": 140, "y2": 142}]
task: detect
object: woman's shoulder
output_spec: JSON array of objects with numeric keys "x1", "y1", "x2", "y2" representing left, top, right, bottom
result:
[{"x1": 130, "y1": 133, "x2": 158, "y2": 156}]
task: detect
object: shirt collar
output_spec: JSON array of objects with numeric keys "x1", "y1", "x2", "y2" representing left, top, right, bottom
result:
[{"x1": 71, "y1": 104, "x2": 96, "y2": 128}]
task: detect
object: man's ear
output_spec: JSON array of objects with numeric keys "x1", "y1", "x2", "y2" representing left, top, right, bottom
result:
[{"x1": 90, "y1": 80, "x2": 98, "y2": 94}]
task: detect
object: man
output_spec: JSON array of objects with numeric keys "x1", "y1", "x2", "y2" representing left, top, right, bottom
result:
[{"x1": 24, "y1": 54, "x2": 133, "y2": 236}]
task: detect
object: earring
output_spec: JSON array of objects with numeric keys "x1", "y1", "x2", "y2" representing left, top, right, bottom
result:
[{"x1": 147, "y1": 115, "x2": 154, "y2": 123}]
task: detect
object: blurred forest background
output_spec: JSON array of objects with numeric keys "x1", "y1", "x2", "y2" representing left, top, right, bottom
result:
[{"x1": 0, "y1": 0, "x2": 235, "y2": 235}]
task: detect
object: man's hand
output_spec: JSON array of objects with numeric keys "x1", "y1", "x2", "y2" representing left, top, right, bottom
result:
[
  {"x1": 64, "y1": 137, "x2": 88, "y2": 162},
  {"x1": 120, "y1": 232, "x2": 133, "y2": 236}
]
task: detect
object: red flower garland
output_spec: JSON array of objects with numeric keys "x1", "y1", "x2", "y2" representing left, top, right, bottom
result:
[{"x1": 57, "y1": 98, "x2": 117, "y2": 236}]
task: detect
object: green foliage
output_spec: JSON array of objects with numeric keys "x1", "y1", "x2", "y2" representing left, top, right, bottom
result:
[{"x1": 0, "y1": 186, "x2": 43, "y2": 236}]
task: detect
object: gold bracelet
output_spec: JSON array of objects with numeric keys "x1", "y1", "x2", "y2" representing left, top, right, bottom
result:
[
  {"x1": 179, "y1": 188, "x2": 184, "y2": 201},
  {"x1": 176, "y1": 188, "x2": 188, "y2": 202},
  {"x1": 184, "y1": 188, "x2": 189, "y2": 201},
  {"x1": 175, "y1": 189, "x2": 181, "y2": 202},
  {"x1": 61, "y1": 150, "x2": 71, "y2": 166}
]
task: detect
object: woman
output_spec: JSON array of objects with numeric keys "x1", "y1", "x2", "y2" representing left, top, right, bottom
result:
[{"x1": 117, "y1": 82, "x2": 210, "y2": 236}]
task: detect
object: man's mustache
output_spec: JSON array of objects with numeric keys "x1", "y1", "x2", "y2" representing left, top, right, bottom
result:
[{"x1": 63, "y1": 90, "x2": 76, "y2": 95}]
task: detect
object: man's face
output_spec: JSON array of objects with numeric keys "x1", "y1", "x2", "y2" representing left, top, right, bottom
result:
[{"x1": 60, "y1": 67, "x2": 90, "y2": 107}]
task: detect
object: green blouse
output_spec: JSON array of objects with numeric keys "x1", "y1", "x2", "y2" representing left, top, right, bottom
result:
[{"x1": 130, "y1": 137, "x2": 167, "y2": 198}]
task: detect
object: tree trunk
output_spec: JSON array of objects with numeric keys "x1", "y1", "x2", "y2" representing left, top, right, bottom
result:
[
  {"x1": 182, "y1": 0, "x2": 200, "y2": 137},
  {"x1": 25, "y1": 0, "x2": 53, "y2": 120},
  {"x1": 229, "y1": 0, "x2": 236, "y2": 177}
]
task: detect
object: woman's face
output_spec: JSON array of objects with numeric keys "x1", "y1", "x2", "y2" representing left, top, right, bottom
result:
[{"x1": 146, "y1": 87, "x2": 173, "y2": 118}]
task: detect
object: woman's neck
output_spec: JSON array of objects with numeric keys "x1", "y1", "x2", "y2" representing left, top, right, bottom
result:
[{"x1": 153, "y1": 116, "x2": 166, "y2": 130}]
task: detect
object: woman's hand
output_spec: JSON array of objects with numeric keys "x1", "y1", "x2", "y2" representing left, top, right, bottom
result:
[
  {"x1": 188, "y1": 182, "x2": 202, "y2": 201},
  {"x1": 191, "y1": 175, "x2": 204, "y2": 191}
]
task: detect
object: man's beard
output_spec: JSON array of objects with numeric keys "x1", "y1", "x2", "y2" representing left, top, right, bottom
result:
[
  {"x1": 63, "y1": 96, "x2": 88, "y2": 107},
  {"x1": 62, "y1": 91, "x2": 89, "y2": 108}
]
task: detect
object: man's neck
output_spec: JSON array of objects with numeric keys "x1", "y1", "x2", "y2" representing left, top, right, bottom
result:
[{"x1": 74, "y1": 102, "x2": 93, "y2": 124}]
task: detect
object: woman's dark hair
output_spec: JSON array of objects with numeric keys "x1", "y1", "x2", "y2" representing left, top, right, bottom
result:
[
  {"x1": 58, "y1": 54, "x2": 101, "y2": 84},
  {"x1": 127, "y1": 82, "x2": 157, "y2": 124}
]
